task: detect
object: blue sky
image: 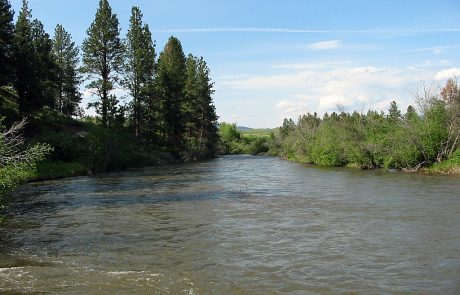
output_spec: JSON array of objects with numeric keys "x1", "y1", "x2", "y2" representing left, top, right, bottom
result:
[{"x1": 10, "y1": 0, "x2": 460, "y2": 127}]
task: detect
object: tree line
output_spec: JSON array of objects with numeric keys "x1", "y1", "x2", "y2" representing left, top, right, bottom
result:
[
  {"x1": 0, "y1": 0, "x2": 219, "y2": 160},
  {"x1": 268, "y1": 79, "x2": 460, "y2": 171}
]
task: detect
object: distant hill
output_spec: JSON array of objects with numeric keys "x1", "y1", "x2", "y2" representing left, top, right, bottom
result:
[
  {"x1": 236, "y1": 126, "x2": 253, "y2": 131},
  {"x1": 239, "y1": 128, "x2": 273, "y2": 138}
]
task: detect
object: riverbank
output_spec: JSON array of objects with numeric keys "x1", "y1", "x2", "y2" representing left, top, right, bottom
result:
[
  {"x1": 277, "y1": 153, "x2": 460, "y2": 176},
  {"x1": 422, "y1": 158, "x2": 460, "y2": 176}
]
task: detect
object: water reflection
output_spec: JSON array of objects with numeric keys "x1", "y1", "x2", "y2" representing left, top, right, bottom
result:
[{"x1": 1, "y1": 155, "x2": 460, "y2": 294}]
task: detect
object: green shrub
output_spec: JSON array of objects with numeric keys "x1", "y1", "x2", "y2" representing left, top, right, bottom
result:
[
  {"x1": 0, "y1": 163, "x2": 36, "y2": 197},
  {"x1": 249, "y1": 137, "x2": 269, "y2": 155}
]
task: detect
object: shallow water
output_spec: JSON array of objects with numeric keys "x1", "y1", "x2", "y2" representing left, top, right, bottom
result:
[{"x1": 1, "y1": 155, "x2": 460, "y2": 294}]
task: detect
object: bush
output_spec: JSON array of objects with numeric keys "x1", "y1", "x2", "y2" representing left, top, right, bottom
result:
[
  {"x1": 0, "y1": 163, "x2": 36, "y2": 196},
  {"x1": 249, "y1": 136, "x2": 269, "y2": 155}
]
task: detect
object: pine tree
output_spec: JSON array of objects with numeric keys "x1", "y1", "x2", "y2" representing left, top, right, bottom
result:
[
  {"x1": 31, "y1": 19, "x2": 56, "y2": 109},
  {"x1": 52, "y1": 24, "x2": 81, "y2": 116},
  {"x1": 143, "y1": 29, "x2": 157, "y2": 143},
  {"x1": 195, "y1": 57, "x2": 219, "y2": 157},
  {"x1": 388, "y1": 101, "x2": 401, "y2": 122},
  {"x1": 82, "y1": 0, "x2": 123, "y2": 127},
  {"x1": 124, "y1": 6, "x2": 155, "y2": 138},
  {"x1": 13, "y1": 0, "x2": 35, "y2": 116},
  {"x1": 183, "y1": 55, "x2": 219, "y2": 158},
  {"x1": 13, "y1": 0, "x2": 55, "y2": 115},
  {"x1": 184, "y1": 54, "x2": 199, "y2": 139},
  {"x1": 156, "y1": 36, "x2": 186, "y2": 153},
  {"x1": 0, "y1": 0, "x2": 14, "y2": 86}
]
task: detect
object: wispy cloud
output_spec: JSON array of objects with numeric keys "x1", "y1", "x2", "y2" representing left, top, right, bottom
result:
[
  {"x1": 308, "y1": 40, "x2": 342, "y2": 50},
  {"x1": 404, "y1": 45, "x2": 460, "y2": 55},
  {"x1": 151, "y1": 27, "x2": 460, "y2": 34},
  {"x1": 271, "y1": 61, "x2": 352, "y2": 70}
]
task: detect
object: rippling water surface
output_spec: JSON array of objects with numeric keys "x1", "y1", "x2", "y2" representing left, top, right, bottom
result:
[{"x1": 1, "y1": 155, "x2": 460, "y2": 294}]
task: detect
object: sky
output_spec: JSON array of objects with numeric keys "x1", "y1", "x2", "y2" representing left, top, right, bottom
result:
[{"x1": 9, "y1": 0, "x2": 460, "y2": 128}]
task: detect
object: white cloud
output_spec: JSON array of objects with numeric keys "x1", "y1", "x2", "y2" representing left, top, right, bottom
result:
[
  {"x1": 318, "y1": 94, "x2": 353, "y2": 111},
  {"x1": 216, "y1": 74, "x2": 250, "y2": 80},
  {"x1": 434, "y1": 68, "x2": 460, "y2": 80},
  {"x1": 218, "y1": 64, "x2": 432, "y2": 123},
  {"x1": 308, "y1": 40, "x2": 341, "y2": 50}
]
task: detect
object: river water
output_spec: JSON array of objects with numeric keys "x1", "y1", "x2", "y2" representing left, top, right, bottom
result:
[{"x1": 1, "y1": 155, "x2": 459, "y2": 294}]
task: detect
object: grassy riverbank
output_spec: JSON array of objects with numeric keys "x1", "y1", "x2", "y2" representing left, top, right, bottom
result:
[
  {"x1": 277, "y1": 152, "x2": 460, "y2": 176},
  {"x1": 422, "y1": 151, "x2": 460, "y2": 176}
]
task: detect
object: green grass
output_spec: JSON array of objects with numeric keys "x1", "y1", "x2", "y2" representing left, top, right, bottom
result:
[
  {"x1": 425, "y1": 153, "x2": 460, "y2": 176},
  {"x1": 34, "y1": 160, "x2": 88, "y2": 181},
  {"x1": 240, "y1": 128, "x2": 272, "y2": 138}
]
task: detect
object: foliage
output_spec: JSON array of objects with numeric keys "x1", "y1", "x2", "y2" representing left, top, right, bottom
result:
[
  {"x1": 0, "y1": 117, "x2": 51, "y2": 167},
  {"x1": 426, "y1": 149, "x2": 460, "y2": 175},
  {"x1": 219, "y1": 122, "x2": 240, "y2": 142},
  {"x1": 183, "y1": 55, "x2": 219, "y2": 160},
  {"x1": 218, "y1": 123, "x2": 269, "y2": 155},
  {"x1": 52, "y1": 24, "x2": 82, "y2": 117},
  {"x1": 82, "y1": 0, "x2": 124, "y2": 128},
  {"x1": 123, "y1": 6, "x2": 156, "y2": 139},
  {"x1": 0, "y1": 163, "x2": 36, "y2": 196},
  {"x1": 29, "y1": 110, "x2": 164, "y2": 173},
  {"x1": 13, "y1": 0, "x2": 56, "y2": 116},
  {"x1": 156, "y1": 36, "x2": 187, "y2": 153},
  {"x1": 0, "y1": 0, "x2": 14, "y2": 87},
  {"x1": 269, "y1": 81, "x2": 460, "y2": 172},
  {"x1": 0, "y1": 117, "x2": 51, "y2": 200}
]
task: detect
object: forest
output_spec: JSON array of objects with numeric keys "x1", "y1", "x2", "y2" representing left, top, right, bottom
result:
[{"x1": 0, "y1": 0, "x2": 219, "y2": 198}]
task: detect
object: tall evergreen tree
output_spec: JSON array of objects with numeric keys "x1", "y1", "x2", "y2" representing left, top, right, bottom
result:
[
  {"x1": 184, "y1": 54, "x2": 218, "y2": 158},
  {"x1": 0, "y1": 0, "x2": 14, "y2": 86},
  {"x1": 82, "y1": 0, "x2": 123, "y2": 127},
  {"x1": 13, "y1": 0, "x2": 55, "y2": 115},
  {"x1": 156, "y1": 36, "x2": 186, "y2": 153},
  {"x1": 52, "y1": 24, "x2": 81, "y2": 116},
  {"x1": 31, "y1": 19, "x2": 56, "y2": 109},
  {"x1": 13, "y1": 0, "x2": 35, "y2": 116},
  {"x1": 194, "y1": 57, "x2": 219, "y2": 157},
  {"x1": 123, "y1": 6, "x2": 155, "y2": 138},
  {"x1": 184, "y1": 54, "x2": 199, "y2": 138}
]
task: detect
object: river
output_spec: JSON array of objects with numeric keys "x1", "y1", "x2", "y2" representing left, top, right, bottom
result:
[{"x1": 1, "y1": 155, "x2": 459, "y2": 294}]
